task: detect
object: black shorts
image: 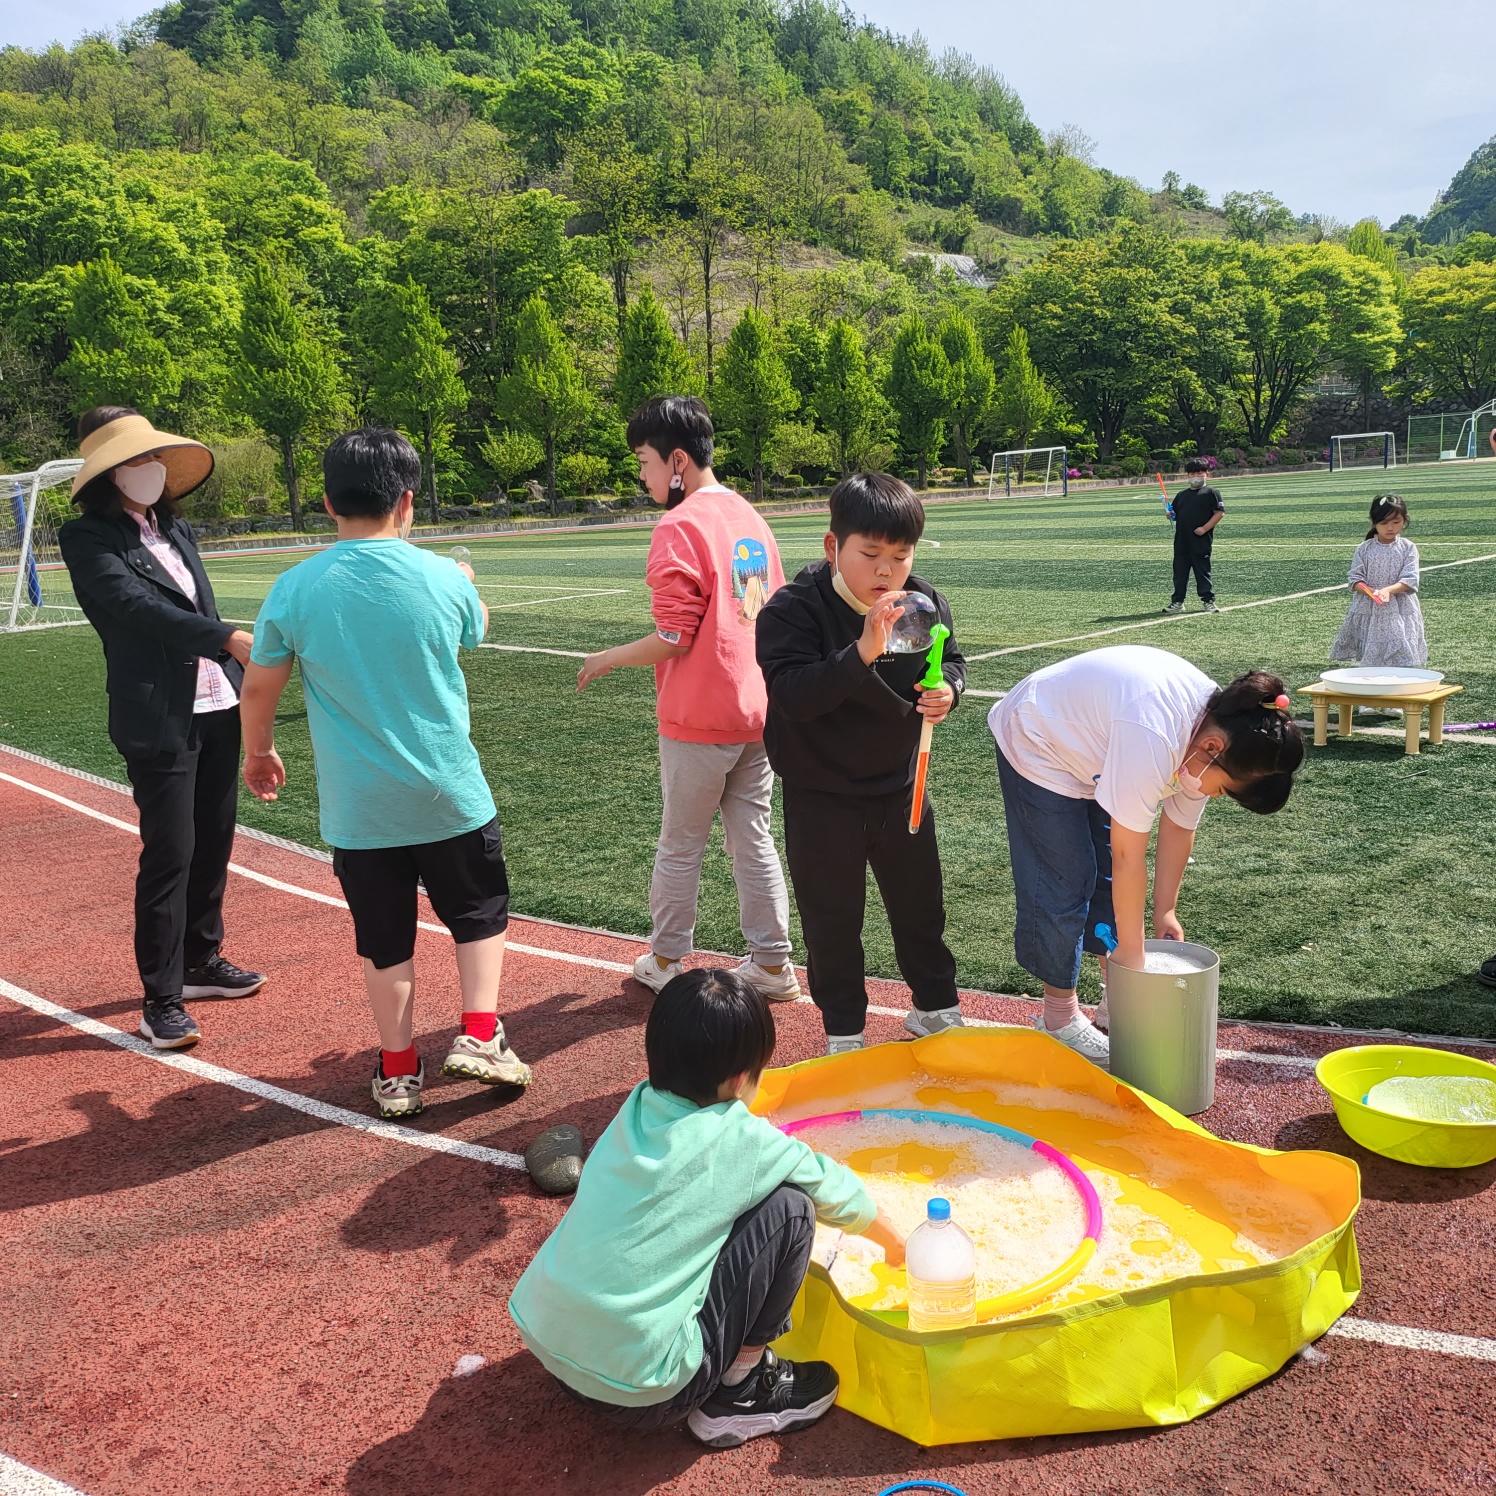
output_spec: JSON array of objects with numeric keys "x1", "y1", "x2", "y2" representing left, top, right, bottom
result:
[{"x1": 331, "y1": 818, "x2": 510, "y2": 970}]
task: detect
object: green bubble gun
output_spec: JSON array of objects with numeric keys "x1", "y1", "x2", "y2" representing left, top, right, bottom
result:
[{"x1": 910, "y1": 623, "x2": 949, "y2": 834}]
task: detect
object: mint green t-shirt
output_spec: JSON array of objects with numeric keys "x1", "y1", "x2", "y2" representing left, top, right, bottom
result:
[
  {"x1": 508, "y1": 1082, "x2": 876, "y2": 1407},
  {"x1": 250, "y1": 538, "x2": 495, "y2": 850}
]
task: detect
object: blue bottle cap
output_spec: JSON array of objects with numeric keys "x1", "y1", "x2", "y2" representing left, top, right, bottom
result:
[{"x1": 927, "y1": 1197, "x2": 951, "y2": 1221}]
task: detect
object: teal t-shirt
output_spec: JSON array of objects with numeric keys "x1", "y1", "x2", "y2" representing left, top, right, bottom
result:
[{"x1": 250, "y1": 538, "x2": 495, "y2": 850}]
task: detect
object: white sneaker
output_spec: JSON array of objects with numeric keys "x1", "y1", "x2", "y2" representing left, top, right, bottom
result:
[
  {"x1": 632, "y1": 952, "x2": 684, "y2": 993},
  {"x1": 1093, "y1": 994, "x2": 1109, "y2": 1031},
  {"x1": 372, "y1": 1058, "x2": 425, "y2": 1118},
  {"x1": 441, "y1": 1025, "x2": 532, "y2": 1087},
  {"x1": 904, "y1": 1006, "x2": 965, "y2": 1038},
  {"x1": 826, "y1": 1033, "x2": 865, "y2": 1056},
  {"x1": 1034, "y1": 1014, "x2": 1110, "y2": 1070},
  {"x1": 1201, "y1": 601, "x2": 1219, "y2": 613},
  {"x1": 737, "y1": 959, "x2": 802, "y2": 1002}
]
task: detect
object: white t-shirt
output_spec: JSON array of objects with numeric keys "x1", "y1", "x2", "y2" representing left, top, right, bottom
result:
[{"x1": 988, "y1": 646, "x2": 1217, "y2": 835}]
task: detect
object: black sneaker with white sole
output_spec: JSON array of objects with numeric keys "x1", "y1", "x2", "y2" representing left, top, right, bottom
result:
[
  {"x1": 139, "y1": 997, "x2": 201, "y2": 1050},
  {"x1": 686, "y1": 1349, "x2": 839, "y2": 1450},
  {"x1": 182, "y1": 954, "x2": 266, "y2": 999}
]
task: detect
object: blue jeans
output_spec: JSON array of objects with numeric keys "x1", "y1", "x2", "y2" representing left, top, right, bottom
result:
[{"x1": 995, "y1": 746, "x2": 1115, "y2": 991}]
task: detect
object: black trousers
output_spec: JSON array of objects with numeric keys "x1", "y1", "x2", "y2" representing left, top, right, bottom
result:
[
  {"x1": 1171, "y1": 540, "x2": 1214, "y2": 603},
  {"x1": 782, "y1": 781, "x2": 959, "y2": 1037},
  {"x1": 123, "y1": 706, "x2": 241, "y2": 1001},
  {"x1": 577, "y1": 1185, "x2": 815, "y2": 1429}
]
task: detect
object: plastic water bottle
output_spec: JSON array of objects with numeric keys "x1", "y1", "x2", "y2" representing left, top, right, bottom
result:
[{"x1": 905, "y1": 1197, "x2": 976, "y2": 1332}]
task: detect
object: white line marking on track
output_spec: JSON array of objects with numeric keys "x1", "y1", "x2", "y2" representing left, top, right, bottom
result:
[
  {"x1": 0, "y1": 1453, "x2": 88, "y2": 1496},
  {"x1": 1326, "y1": 1317, "x2": 1496, "y2": 1362},
  {"x1": 0, "y1": 975, "x2": 527, "y2": 1171},
  {"x1": 487, "y1": 589, "x2": 627, "y2": 610},
  {"x1": 964, "y1": 550, "x2": 1496, "y2": 662},
  {"x1": 479, "y1": 642, "x2": 589, "y2": 659}
]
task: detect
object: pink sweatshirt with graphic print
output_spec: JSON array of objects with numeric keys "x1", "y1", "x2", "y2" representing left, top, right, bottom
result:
[{"x1": 646, "y1": 485, "x2": 786, "y2": 744}]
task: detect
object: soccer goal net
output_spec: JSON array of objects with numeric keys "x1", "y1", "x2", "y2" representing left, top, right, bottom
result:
[
  {"x1": 1, "y1": 459, "x2": 84, "y2": 632},
  {"x1": 986, "y1": 446, "x2": 1068, "y2": 498},
  {"x1": 1328, "y1": 431, "x2": 1395, "y2": 471},
  {"x1": 1406, "y1": 401, "x2": 1496, "y2": 464}
]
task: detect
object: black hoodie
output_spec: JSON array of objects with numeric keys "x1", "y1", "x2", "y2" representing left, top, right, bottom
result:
[{"x1": 755, "y1": 560, "x2": 966, "y2": 796}]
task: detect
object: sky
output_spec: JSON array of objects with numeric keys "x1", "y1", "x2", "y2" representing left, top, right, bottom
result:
[{"x1": 4, "y1": 0, "x2": 1493, "y2": 226}]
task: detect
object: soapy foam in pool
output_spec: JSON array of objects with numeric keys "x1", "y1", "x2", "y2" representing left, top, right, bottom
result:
[
  {"x1": 794, "y1": 1114, "x2": 1273, "y2": 1318},
  {"x1": 1364, "y1": 1075, "x2": 1496, "y2": 1124}
]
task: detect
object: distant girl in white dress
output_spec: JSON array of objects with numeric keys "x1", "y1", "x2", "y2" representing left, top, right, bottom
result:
[{"x1": 1330, "y1": 494, "x2": 1427, "y2": 668}]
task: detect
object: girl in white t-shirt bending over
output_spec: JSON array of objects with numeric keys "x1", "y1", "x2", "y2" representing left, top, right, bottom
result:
[{"x1": 988, "y1": 645, "x2": 1304, "y2": 1068}]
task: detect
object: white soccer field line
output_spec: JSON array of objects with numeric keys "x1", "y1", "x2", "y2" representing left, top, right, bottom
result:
[{"x1": 963, "y1": 550, "x2": 1496, "y2": 662}]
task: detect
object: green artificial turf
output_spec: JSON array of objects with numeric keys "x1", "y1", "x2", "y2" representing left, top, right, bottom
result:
[{"x1": 4, "y1": 463, "x2": 1495, "y2": 1037}]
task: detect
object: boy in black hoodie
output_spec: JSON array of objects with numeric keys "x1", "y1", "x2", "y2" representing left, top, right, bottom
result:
[{"x1": 755, "y1": 474, "x2": 967, "y2": 1054}]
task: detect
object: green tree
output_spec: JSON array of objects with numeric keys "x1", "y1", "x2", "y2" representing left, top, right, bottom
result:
[
  {"x1": 715, "y1": 307, "x2": 798, "y2": 502},
  {"x1": 614, "y1": 287, "x2": 694, "y2": 418},
  {"x1": 1320, "y1": 244, "x2": 1402, "y2": 428},
  {"x1": 353, "y1": 278, "x2": 467, "y2": 523},
  {"x1": 1222, "y1": 190, "x2": 1294, "y2": 244},
  {"x1": 57, "y1": 256, "x2": 181, "y2": 417},
  {"x1": 230, "y1": 260, "x2": 343, "y2": 530},
  {"x1": 938, "y1": 310, "x2": 995, "y2": 485},
  {"x1": 491, "y1": 42, "x2": 621, "y2": 176},
  {"x1": 1423, "y1": 135, "x2": 1496, "y2": 242},
  {"x1": 813, "y1": 318, "x2": 884, "y2": 475},
  {"x1": 1402, "y1": 261, "x2": 1496, "y2": 407},
  {"x1": 495, "y1": 295, "x2": 594, "y2": 512},
  {"x1": 478, "y1": 429, "x2": 546, "y2": 490},
  {"x1": 885, "y1": 316, "x2": 951, "y2": 488},
  {"x1": 571, "y1": 120, "x2": 657, "y2": 333},
  {"x1": 989, "y1": 325, "x2": 1058, "y2": 471}
]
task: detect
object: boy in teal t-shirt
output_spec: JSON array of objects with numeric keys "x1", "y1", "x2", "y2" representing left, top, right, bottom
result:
[
  {"x1": 509, "y1": 967, "x2": 905, "y2": 1449},
  {"x1": 240, "y1": 428, "x2": 530, "y2": 1118}
]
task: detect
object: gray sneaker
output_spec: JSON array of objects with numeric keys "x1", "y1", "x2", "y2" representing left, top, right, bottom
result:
[
  {"x1": 441, "y1": 1025, "x2": 532, "y2": 1087},
  {"x1": 1201, "y1": 600, "x2": 1219, "y2": 613},
  {"x1": 1162, "y1": 601, "x2": 1183, "y2": 614},
  {"x1": 372, "y1": 1058, "x2": 425, "y2": 1118},
  {"x1": 1034, "y1": 1014, "x2": 1110, "y2": 1069},
  {"x1": 904, "y1": 1006, "x2": 965, "y2": 1038},
  {"x1": 826, "y1": 1033, "x2": 865, "y2": 1056}
]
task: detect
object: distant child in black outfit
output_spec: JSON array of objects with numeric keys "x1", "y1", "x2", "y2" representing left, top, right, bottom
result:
[
  {"x1": 755, "y1": 473, "x2": 967, "y2": 1054},
  {"x1": 1163, "y1": 458, "x2": 1224, "y2": 613}
]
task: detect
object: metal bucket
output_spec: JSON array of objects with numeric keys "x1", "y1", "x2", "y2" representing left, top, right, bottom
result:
[{"x1": 1107, "y1": 940, "x2": 1220, "y2": 1116}]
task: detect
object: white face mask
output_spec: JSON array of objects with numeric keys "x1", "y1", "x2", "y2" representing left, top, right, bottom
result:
[
  {"x1": 115, "y1": 461, "x2": 167, "y2": 507},
  {"x1": 1175, "y1": 746, "x2": 1217, "y2": 795},
  {"x1": 1188, "y1": 474, "x2": 1206, "y2": 489}
]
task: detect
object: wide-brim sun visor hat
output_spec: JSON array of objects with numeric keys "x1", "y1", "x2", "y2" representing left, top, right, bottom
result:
[{"x1": 71, "y1": 414, "x2": 214, "y2": 502}]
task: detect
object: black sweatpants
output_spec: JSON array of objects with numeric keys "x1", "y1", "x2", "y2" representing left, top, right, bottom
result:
[
  {"x1": 575, "y1": 1185, "x2": 816, "y2": 1429},
  {"x1": 1171, "y1": 540, "x2": 1214, "y2": 604},
  {"x1": 123, "y1": 706, "x2": 241, "y2": 1001},
  {"x1": 782, "y1": 781, "x2": 959, "y2": 1037}
]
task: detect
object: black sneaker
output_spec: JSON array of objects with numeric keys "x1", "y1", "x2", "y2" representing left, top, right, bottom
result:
[
  {"x1": 686, "y1": 1349, "x2": 839, "y2": 1450},
  {"x1": 1478, "y1": 955, "x2": 1496, "y2": 989},
  {"x1": 139, "y1": 998, "x2": 201, "y2": 1050},
  {"x1": 182, "y1": 954, "x2": 266, "y2": 1000}
]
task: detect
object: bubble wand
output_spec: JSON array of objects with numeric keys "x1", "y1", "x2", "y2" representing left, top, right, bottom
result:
[
  {"x1": 1354, "y1": 581, "x2": 1386, "y2": 606},
  {"x1": 908, "y1": 623, "x2": 949, "y2": 835},
  {"x1": 1155, "y1": 472, "x2": 1174, "y2": 521}
]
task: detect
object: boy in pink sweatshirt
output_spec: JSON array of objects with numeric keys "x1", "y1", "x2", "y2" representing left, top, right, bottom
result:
[{"x1": 578, "y1": 397, "x2": 799, "y2": 1000}]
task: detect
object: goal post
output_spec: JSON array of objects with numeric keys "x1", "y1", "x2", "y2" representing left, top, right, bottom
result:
[
  {"x1": 1328, "y1": 431, "x2": 1395, "y2": 471},
  {"x1": 2, "y1": 459, "x2": 84, "y2": 632},
  {"x1": 986, "y1": 445, "x2": 1068, "y2": 498},
  {"x1": 1406, "y1": 399, "x2": 1496, "y2": 463}
]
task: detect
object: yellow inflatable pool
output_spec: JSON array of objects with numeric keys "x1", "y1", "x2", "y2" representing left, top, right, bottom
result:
[{"x1": 754, "y1": 1027, "x2": 1361, "y2": 1446}]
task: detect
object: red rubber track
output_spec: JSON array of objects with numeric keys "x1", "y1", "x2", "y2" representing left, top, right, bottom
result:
[{"x1": 2, "y1": 749, "x2": 1493, "y2": 1496}]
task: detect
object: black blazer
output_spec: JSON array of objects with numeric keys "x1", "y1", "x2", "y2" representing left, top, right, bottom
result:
[{"x1": 59, "y1": 509, "x2": 242, "y2": 760}]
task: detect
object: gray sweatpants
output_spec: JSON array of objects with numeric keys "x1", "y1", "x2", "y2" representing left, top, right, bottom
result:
[{"x1": 651, "y1": 737, "x2": 791, "y2": 966}]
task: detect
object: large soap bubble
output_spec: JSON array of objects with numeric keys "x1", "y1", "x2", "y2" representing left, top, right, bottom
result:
[{"x1": 888, "y1": 592, "x2": 938, "y2": 653}]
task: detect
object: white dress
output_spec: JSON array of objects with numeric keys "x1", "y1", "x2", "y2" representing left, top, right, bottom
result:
[{"x1": 1329, "y1": 536, "x2": 1427, "y2": 666}]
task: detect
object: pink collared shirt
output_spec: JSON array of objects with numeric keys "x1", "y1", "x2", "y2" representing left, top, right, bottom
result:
[{"x1": 129, "y1": 510, "x2": 239, "y2": 714}]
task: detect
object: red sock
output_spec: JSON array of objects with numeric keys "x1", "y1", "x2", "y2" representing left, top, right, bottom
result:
[
  {"x1": 381, "y1": 1045, "x2": 418, "y2": 1078},
  {"x1": 462, "y1": 1011, "x2": 498, "y2": 1043}
]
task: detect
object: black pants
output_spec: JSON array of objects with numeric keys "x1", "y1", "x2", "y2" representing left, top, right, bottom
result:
[
  {"x1": 123, "y1": 707, "x2": 241, "y2": 1001},
  {"x1": 576, "y1": 1185, "x2": 815, "y2": 1429},
  {"x1": 782, "y1": 781, "x2": 959, "y2": 1037},
  {"x1": 1171, "y1": 540, "x2": 1214, "y2": 604}
]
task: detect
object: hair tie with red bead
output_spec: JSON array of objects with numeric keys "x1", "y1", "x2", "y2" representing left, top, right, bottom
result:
[{"x1": 1262, "y1": 693, "x2": 1290, "y2": 712}]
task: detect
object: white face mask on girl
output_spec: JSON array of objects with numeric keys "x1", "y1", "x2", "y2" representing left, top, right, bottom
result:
[{"x1": 115, "y1": 461, "x2": 167, "y2": 507}]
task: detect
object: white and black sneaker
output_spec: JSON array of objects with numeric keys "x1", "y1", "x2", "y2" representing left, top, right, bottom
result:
[
  {"x1": 686, "y1": 1349, "x2": 839, "y2": 1450},
  {"x1": 1162, "y1": 601, "x2": 1183, "y2": 614},
  {"x1": 182, "y1": 954, "x2": 266, "y2": 1000},
  {"x1": 139, "y1": 997, "x2": 201, "y2": 1050}
]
